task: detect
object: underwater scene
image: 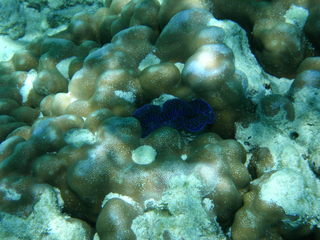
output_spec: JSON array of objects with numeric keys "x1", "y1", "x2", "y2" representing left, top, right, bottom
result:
[{"x1": 0, "y1": 0, "x2": 320, "y2": 239}]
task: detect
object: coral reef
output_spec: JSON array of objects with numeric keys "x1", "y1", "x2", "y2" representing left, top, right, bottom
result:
[
  {"x1": 0, "y1": 0, "x2": 320, "y2": 239},
  {"x1": 211, "y1": 0, "x2": 316, "y2": 78},
  {"x1": 25, "y1": 0, "x2": 98, "y2": 10},
  {"x1": 0, "y1": 182, "x2": 93, "y2": 239},
  {"x1": 131, "y1": 175, "x2": 226, "y2": 240},
  {"x1": 0, "y1": 0, "x2": 26, "y2": 39}
]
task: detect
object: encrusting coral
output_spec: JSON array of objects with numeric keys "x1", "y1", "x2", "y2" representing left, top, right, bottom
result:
[{"x1": 0, "y1": 0, "x2": 320, "y2": 239}]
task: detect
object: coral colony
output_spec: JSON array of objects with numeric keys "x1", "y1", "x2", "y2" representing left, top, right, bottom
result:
[{"x1": 0, "y1": 0, "x2": 320, "y2": 240}]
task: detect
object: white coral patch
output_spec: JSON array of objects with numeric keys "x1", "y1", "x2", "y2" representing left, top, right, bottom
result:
[
  {"x1": 20, "y1": 69, "x2": 37, "y2": 103},
  {"x1": 259, "y1": 168, "x2": 319, "y2": 221},
  {"x1": 114, "y1": 90, "x2": 136, "y2": 103},
  {"x1": 132, "y1": 145, "x2": 157, "y2": 165}
]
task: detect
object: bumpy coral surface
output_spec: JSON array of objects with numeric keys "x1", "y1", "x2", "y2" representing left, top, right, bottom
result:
[{"x1": 0, "y1": 0, "x2": 320, "y2": 239}]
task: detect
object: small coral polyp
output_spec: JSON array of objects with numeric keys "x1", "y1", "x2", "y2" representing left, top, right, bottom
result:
[{"x1": 0, "y1": 0, "x2": 320, "y2": 239}]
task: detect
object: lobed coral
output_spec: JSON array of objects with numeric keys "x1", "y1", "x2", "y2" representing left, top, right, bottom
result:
[
  {"x1": 0, "y1": 0, "x2": 320, "y2": 239},
  {"x1": 211, "y1": 1, "x2": 316, "y2": 78}
]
